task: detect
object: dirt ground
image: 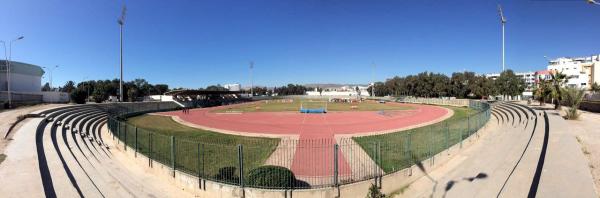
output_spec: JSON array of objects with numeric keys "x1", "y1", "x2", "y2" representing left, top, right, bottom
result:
[
  {"x1": 0, "y1": 104, "x2": 67, "y2": 159},
  {"x1": 565, "y1": 109, "x2": 600, "y2": 193}
]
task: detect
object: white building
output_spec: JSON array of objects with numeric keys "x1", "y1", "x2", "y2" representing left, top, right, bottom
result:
[
  {"x1": 223, "y1": 83, "x2": 241, "y2": 91},
  {"x1": 485, "y1": 71, "x2": 536, "y2": 91},
  {"x1": 1, "y1": 60, "x2": 44, "y2": 92},
  {"x1": 306, "y1": 85, "x2": 370, "y2": 96},
  {"x1": 547, "y1": 55, "x2": 600, "y2": 89}
]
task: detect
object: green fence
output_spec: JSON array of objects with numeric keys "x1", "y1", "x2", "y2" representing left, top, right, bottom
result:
[{"x1": 106, "y1": 100, "x2": 490, "y2": 189}]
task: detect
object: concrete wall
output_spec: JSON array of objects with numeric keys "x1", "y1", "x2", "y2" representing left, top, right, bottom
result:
[
  {"x1": 0, "y1": 73, "x2": 42, "y2": 92},
  {"x1": 42, "y1": 91, "x2": 69, "y2": 103}
]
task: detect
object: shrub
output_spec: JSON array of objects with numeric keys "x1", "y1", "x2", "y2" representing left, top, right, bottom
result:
[
  {"x1": 70, "y1": 88, "x2": 87, "y2": 104},
  {"x1": 367, "y1": 183, "x2": 386, "y2": 198},
  {"x1": 212, "y1": 166, "x2": 239, "y2": 184},
  {"x1": 246, "y1": 165, "x2": 295, "y2": 188},
  {"x1": 562, "y1": 87, "x2": 585, "y2": 120}
]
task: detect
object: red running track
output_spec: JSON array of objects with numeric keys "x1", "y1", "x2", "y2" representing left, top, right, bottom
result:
[{"x1": 159, "y1": 103, "x2": 449, "y2": 178}]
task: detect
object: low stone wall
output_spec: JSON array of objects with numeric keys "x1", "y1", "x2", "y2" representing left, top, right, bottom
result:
[
  {"x1": 397, "y1": 97, "x2": 471, "y2": 107},
  {"x1": 580, "y1": 101, "x2": 600, "y2": 113}
]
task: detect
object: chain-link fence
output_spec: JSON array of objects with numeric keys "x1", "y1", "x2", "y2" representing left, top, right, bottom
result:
[{"x1": 106, "y1": 100, "x2": 490, "y2": 190}]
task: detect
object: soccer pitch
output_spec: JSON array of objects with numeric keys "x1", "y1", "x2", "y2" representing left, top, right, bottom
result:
[{"x1": 214, "y1": 99, "x2": 414, "y2": 113}]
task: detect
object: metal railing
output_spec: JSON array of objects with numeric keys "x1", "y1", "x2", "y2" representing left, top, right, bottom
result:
[{"x1": 105, "y1": 100, "x2": 490, "y2": 190}]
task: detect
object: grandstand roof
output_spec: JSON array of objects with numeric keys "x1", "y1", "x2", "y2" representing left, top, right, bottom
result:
[{"x1": 0, "y1": 60, "x2": 45, "y2": 76}]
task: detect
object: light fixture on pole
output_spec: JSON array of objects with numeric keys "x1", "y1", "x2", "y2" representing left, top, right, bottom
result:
[
  {"x1": 118, "y1": 5, "x2": 126, "y2": 102},
  {"x1": 498, "y1": 4, "x2": 507, "y2": 72},
  {"x1": 249, "y1": 61, "x2": 254, "y2": 97}
]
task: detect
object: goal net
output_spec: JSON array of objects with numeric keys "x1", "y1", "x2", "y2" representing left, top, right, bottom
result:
[{"x1": 300, "y1": 100, "x2": 328, "y2": 113}]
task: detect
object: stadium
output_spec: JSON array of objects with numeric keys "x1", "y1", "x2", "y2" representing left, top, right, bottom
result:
[
  {"x1": 4, "y1": 1, "x2": 600, "y2": 198},
  {"x1": 103, "y1": 94, "x2": 491, "y2": 195}
]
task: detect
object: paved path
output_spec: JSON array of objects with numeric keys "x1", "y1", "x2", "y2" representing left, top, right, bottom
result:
[
  {"x1": 394, "y1": 102, "x2": 597, "y2": 198},
  {"x1": 0, "y1": 105, "x2": 193, "y2": 197}
]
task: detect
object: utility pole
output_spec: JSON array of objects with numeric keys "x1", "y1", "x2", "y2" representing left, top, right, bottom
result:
[
  {"x1": 118, "y1": 5, "x2": 126, "y2": 102},
  {"x1": 498, "y1": 4, "x2": 507, "y2": 71},
  {"x1": 250, "y1": 61, "x2": 254, "y2": 97}
]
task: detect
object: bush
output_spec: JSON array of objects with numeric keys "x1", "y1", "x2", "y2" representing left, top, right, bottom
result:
[
  {"x1": 367, "y1": 183, "x2": 386, "y2": 198},
  {"x1": 212, "y1": 166, "x2": 239, "y2": 184},
  {"x1": 246, "y1": 165, "x2": 296, "y2": 188},
  {"x1": 70, "y1": 88, "x2": 87, "y2": 104},
  {"x1": 562, "y1": 87, "x2": 585, "y2": 120}
]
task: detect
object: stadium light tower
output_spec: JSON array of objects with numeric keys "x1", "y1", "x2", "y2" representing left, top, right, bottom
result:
[
  {"x1": 1, "y1": 36, "x2": 24, "y2": 109},
  {"x1": 249, "y1": 61, "x2": 254, "y2": 97},
  {"x1": 118, "y1": 5, "x2": 126, "y2": 102},
  {"x1": 498, "y1": 4, "x2": 507, "y2": 71}
]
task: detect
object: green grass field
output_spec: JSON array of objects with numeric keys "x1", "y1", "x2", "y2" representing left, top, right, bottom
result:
[
  {"x1": 123, "y1": 115, "x2": 279, "y2": 183},
  {"x1": 352, "y1": 106, "x2": 487, "y2": 173},
  {"x1": 214, "y1": 99, "x2": 414, "y2": 113}
]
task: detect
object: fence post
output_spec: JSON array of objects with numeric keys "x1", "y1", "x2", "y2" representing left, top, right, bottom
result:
[
  {"x1": 149, "y1": 133, "x2": 153, "y2": 167},
  {"x1": 429, "y1": 125, "x2": 434, "y2": 166},
  {"x1": 334, "y1": 143, "x2": 339, "y2": 188},
  {"x1": 197, "y1": 143, "x2": 202, "y2": 189},
  {"x1": 467, "y1": 115, "x2": 471, "y2": 135},
  {"x1": 117, "y1": 121, "x2": 120, "y2": 142},
  {"x1": 123, "y1": 124, "x2": 127, "y2": 150},
  {"x1": 407, "y1": 131, "x2": 412, "y2": 176},
  {"x1": 135, "y1": 127, "x2": 138, "y2": 157},
  {"x1": 377, "y1": 141, "x2": 382, "y2": 189},
  {"x1": 171, "y1": 136, "x2": 176, "y2": 178},
  {"x1": 445, "y1": 121, "x2": 449, "y2": 155},
  {"x1": 238, "y1": 144, "x2": 245, "y2": 197}
]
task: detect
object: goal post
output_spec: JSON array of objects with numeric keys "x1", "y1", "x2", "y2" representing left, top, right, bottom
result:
[{"x1": 300, "y1": 100, "x2": 328, "y2": 113}]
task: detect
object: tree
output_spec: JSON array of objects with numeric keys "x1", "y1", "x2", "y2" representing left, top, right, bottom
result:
[
  {"x1": 70, "y1": 88, "x2": 87, "y2": 104},
  {"x1": 60, "y1": 81, "x2": 76, "y2": 93},
  {"x1": 534, "y1": 78, "x2": 552, "y2": 106},
  {"x1": 471, "y1": 76, "x2": 495, "y2": 99},
  {"x1": 549, "y1": 71, "x2": 568, "y2": 110},
  {"x1": 41, "y1": 82, "x2": 51, "y2": 91},
  {"x1": 495, "y1": 70, "x2": 525, "y2": 100},
  {"x1": 154, "y1": 84, "x2": 169, "y2": 95}
]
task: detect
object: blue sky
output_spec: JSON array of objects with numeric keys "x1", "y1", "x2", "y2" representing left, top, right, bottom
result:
[{"x1": 1, "y1": 0, "x2": 600, "y2": 88}]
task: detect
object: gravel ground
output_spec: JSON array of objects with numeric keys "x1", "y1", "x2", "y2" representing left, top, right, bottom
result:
[{"x1": 568, "y1": 110, "x2": 600, "y2": 193}]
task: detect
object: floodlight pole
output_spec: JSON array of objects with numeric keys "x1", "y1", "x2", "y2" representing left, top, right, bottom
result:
[
  {"x1": 502, "y1": 21, "x2": 505, "y2": 71},
  {"x1": 118, "y1": 5, "x2": 126, "y2": 102},
  {"x1": 498, "y1": 4, "x2": 506, "y2": 72},
  {"x1": 250, "y1": 61, "x2": 254, "y2": 97}
]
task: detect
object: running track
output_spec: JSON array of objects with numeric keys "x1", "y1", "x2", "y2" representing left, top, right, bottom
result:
[{"x1": 159, "y1": 103, "x2": 450, "y2": 179}]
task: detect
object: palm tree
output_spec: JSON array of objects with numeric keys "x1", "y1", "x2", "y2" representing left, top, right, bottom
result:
[
  {"x1": 535, "y1": 78, "x2": 552, "y2": 106},
  {"x1": 549, "y1": 71, "x2": 568, "y2": 110}
]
